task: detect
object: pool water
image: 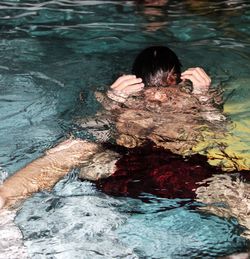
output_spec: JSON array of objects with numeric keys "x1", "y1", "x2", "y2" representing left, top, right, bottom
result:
[{"x1": 0, "y1": 0, "x2": 250, "y2": 258}]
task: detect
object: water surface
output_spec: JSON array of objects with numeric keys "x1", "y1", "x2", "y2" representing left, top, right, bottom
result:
[{"x1": 0, "y1": 1, "x2": 250, "y2": 258}]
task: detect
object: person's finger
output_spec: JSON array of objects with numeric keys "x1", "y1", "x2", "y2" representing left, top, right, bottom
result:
[
  {"x1": 182, "y1": 67, "x2": 211, "y2": 86},
  {"x1": 181, "y1": 68, "x2": 210, "y2": 89},
  {"x1": 181, "y1": 68, "x2": 196, "y2": 76},
  {"x1": 181, "y1": 73, "x2": 210, "y2": 94},
  {"x1": 111, "y1": 75, "x2": 136, "y2": 89},
  {"x1": 114, "y1": 77, "x2": 143, "y2": 91},
  {"x1": 181, "y1": 69, "x2": 205, "y2": 85},
  {"x1": 181, "y1": 67, "x2": 202, "y2": 78},
  {"x1": 116, "y1": 83, "x2": 144, "y2": 95},
  {"x1": 191, "y1": 68, "x2": 207, "y2": 85},
  {"x1": 195, "y1": 67, "x2": 211, "y2": 86},
  {"x1": 193, "y1": 67, "x2": 210, "y2": 86},
  {"x1": 181, "y1": 74, "x2": 201, "y2": 87}
]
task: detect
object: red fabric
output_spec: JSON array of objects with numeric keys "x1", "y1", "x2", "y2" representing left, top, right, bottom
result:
[{"x1": 96, "y1": 145, "x2": 221, "y2": 199}]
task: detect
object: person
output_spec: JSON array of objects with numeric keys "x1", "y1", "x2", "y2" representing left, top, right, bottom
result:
[
  {"x1": 91, "y1": 46, "x2": 223, "y2": 153},
  {"x1": 108, "y1": 45, "x2": 211, "y2": 98},
  {"x1": 0, "y1": 46, "x2": 218, "y2": 209}
]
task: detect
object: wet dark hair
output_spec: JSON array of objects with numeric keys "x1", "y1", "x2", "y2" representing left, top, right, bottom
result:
[{"x1": 131, "y1": 46, "x2": 182, "y2": 87}]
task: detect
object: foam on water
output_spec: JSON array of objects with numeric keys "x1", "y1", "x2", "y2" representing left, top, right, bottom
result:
[{"x1": 0, "y1": 209, "x2": 28, "y2": 259}]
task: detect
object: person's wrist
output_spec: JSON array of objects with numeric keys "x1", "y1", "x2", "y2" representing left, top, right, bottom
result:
[
  {"x1": 193, "y1": 88, "x2": 210, "y2": 102},
  {"x1": 107, "y1": 90, "x2": 128, "y2": 103},
  {"x1": 192, "y1": 86, "x2": 208, "y2": 94}
]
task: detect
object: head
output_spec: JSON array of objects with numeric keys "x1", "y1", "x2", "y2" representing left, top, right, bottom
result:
[{"x1": 131, "y1": 46, "x2": 182, "y2": 87}]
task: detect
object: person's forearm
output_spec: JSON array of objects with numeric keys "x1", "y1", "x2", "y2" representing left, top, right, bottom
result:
[
  {"x1": 0, "y1": 156, "x2": 69, "y2": 207},
  {"x1": 0, "y1": 139, "x2": 100, "y2": 208}
]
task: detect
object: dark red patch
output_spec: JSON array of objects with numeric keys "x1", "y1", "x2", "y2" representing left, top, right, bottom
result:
[{"x1": 96, "y1": 144, "x2": 224, "y2": 199}]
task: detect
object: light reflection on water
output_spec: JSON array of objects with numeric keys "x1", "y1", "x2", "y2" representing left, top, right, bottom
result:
[
  {"x1": 0, "y1": 0, "x2": 250, "y2": 258},
  {"x1": 14, "y1": 177, "x2": 248, "y2": 259}
]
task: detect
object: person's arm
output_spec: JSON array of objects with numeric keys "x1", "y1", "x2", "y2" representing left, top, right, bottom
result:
[
  {"x1": 181, "y1": 67, "x2": 226, "y2": 122},
  {"x1": 0, "y1": 139, "x2": 100, "y2": 209}
]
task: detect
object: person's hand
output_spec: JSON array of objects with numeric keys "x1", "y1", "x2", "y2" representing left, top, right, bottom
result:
[
  {"x1": 111, "y1": 75, "x2": 144, "y2": 95},
  {"x1": 107, "y1": 75, "x2": 144, "y2": 103},
  {"x1": 181, "y1": 67, "x2": 211, "y2": 94}
]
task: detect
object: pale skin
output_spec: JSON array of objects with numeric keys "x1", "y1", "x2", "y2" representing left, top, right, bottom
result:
[
  {"x1": 0, "y1": 67, "x2": 211, "y2": 209},
  {"x1": 181, "y1": 67, "x2": 211, "y2": 94},
  {"x1": 0, "y1": 140, "x2": 101, "y2": 208},
  {"x1": 110, "y1": 67, "x2": 211, "y2": 97}
]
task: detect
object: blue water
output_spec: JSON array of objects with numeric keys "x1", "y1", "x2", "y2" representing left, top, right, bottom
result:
[{"x1": 0, "y1": 1, "x2": 250, "y2": 258}]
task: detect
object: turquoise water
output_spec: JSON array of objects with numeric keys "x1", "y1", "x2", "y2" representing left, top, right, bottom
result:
[{"x1": 0, "y1": 1, "x2": 250, "y2": 258}]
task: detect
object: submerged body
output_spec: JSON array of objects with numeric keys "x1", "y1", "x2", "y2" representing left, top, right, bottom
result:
[
  {"x1": 0, "y1": 59, "x2": 228, "y2": 207},
  {"x1": 1, "y1": 45, "x2": 249, "y2": 237},
  {"x1": 0, "y1": 82, "x2": 225, "y2": 208},
  {"x1": 92, "y1": 84, "x2": 227, "y2": 155}
]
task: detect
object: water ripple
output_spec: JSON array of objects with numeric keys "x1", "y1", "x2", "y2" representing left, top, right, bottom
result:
[{"x1": 0, "y1": 1, "x2": 249, "y2": 258}]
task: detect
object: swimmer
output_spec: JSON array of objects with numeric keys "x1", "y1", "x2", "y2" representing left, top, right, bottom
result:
[
  {"x1": 107, "y1": 46, "x2": 211, "y2": 101},
  {"x1": 0, "y1": 46, "x2": 216, "y2": 209},
  {"x1": 91, "y1": 46, "x2": 223, "y2": 153}
]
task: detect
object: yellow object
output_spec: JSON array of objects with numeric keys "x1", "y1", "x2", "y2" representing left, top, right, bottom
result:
[{"x1": 193, "y1": 80, "x2": 250, "y2": 171}]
